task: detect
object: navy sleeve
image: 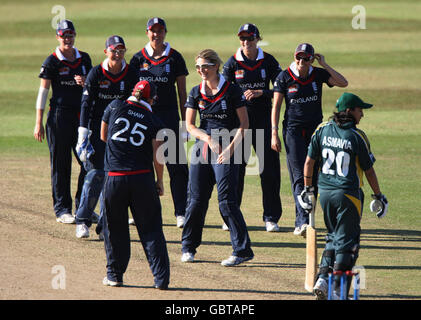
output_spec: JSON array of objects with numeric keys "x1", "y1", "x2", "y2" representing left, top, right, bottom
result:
[
  {"x1": 185, "y1": 86, "x2": 198, "y2": 109},
  {"x1": 317, "y1": 68, "x2": 334, "y2": 88},
  {"x1": 129, "y1": 52, "x2": 141, "y2": 72},
  {"x1": 150, "y1": 113, "x2": 166, "y2": 138},
  {"x1": 267, "y1": 54, "x2": 283, "y2": 85},
  {"x1": 80, "y1": 67, "x2": 98, "y2": 128},
  {"x1": 230, "y1": 84, "x2": 246, "y2": 109},
  {"x1": 39, "y1": 55, "x2": 56, "y2": 80},
  {"x1": 102, "y1": 104, "x2": 112, "y2": 125},
  {"x1": 81, "y1": 52, "x2": 92, "y2": 76},
  {"x1": 222, "y1": 56, "x2": 236, "y2": 84},
  {"x1": 126, "y1": 65, "x2": 139, "y2": 97},
  {"x1": 273, "y1": 71, "x2": 287, "y2": 94},
  {"x1": 173, "y1": 50, "x2": 189, "y2": 78}
]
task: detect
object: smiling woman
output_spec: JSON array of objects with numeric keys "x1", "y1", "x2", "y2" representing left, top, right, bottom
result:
[
  {"x1": 181, "y1": 48, "x2": 254, "y2": 267},
  {"x1": 129, "y1": 17, "x2": 189, "y2": 228},
  {"x1": 33, "y1": 19, "x2": 92, "y2": 225},
  {"x1": 74, "y1": 34, "x2": 139, "y2": 239},
  {"x1": 271, "y1": 42, "x2": 348, "y2": 237}
]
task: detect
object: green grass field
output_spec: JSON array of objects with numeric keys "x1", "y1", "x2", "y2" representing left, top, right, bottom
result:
[{"x1": 1, "y1": 0, "x2": 420, "y2": 300}]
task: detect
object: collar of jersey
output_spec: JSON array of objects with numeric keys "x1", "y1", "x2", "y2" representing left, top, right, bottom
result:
[
  {"x1": 102, "y1": 58, "x2": 127, "y2": 72},
  {"x1": 289, "y1": 61, "x2": 313, "y2": 78},
  {"x1": 55, "y1": 46, "x2": 81, "y2": 61},
  {"x1": 200, "y1": 74, "x2": 226, "y2": 95},
  {"x1": 127, "y1": 96, "x2": 152, "y2": 112},
  {"x1": 235, "y1": 47, "x2": 264, "y2": 62},
  {"x1": 144, "y1": 42, "x2": 171, "y2": 57}
]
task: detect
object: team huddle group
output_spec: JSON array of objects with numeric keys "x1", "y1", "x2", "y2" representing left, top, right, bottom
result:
[{"x1": 33, "y1": 17, "x2": 387, "y2": 299}]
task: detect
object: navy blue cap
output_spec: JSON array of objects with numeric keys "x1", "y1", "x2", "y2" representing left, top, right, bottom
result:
[
  {"x1": 295, "y1": 43, "x2": 315, "y2": 58},
  {"x1": 146, "y1": 17, "x2": 167, "y2": 32},
  {"x1": 105, "y1": 35, "x2": 126, "y2": 49},
  {"x1": 238, "y1": 23, "x2": 260, "y2": 38},
  {"x1": 56, "y1": 20, "x2": 75, "y2": 36}
]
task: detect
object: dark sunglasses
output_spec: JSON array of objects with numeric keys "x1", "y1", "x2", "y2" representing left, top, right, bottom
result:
[
  {"x1": 239, "y1": 35, "x2": 256, "y2": 42},
  {"x1": 60, "y1": 33, "x2": 75, "y2": 39},
  {"x1": 295, "y1": 55, "x2": 312, "y2": 62}
]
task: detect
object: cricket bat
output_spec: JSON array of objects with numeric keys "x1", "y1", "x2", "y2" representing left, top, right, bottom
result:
[{"x1": 304, "y1": 194, "x2": 317, "y2": 292}]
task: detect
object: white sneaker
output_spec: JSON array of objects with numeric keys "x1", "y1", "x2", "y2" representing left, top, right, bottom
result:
[
  {"x1": 56, "y1": 213, "x2": 75, "y2": 224},
  {"x1": 103, "y1": 277, "x2": 122, "y2": 287},
  {"x1": 128, "y1": 218, "x2": 135, "y2": 225},
  {"x1": 221, "y1": 255, "x2": 253, "y2": 267},
  {"x1": 293, "y1": 224, "x2": 308, "y2": 237},
  {"x1": 222, "y1": 223, "x2": 229, "y2": 231},
  {"x1": 313, "y1": 277, "x2": 328, "y2": 300},
  {"x1": 76, "y1": 224, "x2": 89, "y2": 238},
  {"x1": 176, "y1": 216, "x2": 185, "y2": 228},
  {"x1": 300, "y1": 224, "x2": 308, "y2": 238},
  {"x1": 181, "y1": 252, "x2": 194, "y2": 263},
  {"x1": 265, "y1": 221, "x2": 280, "y2": 232}
]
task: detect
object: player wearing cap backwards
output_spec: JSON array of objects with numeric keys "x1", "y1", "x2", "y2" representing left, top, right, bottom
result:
[
  {"x1": 129, "y1": 17, "x2": 189, "y2": 228},
  {"x1": 34, "y1": 20, "x2": 92, "y2": 224},
  {"x1": 101, "y1": 80, "x2": 170, "y2": 289},
  {"x1": 298, "y1": 93, "x2": 388, "y2": 299},
  {"x1": 223, "y1": 23, "x2": 283, "y2": 232},
  {"x1": 74, "y1": 35, "x2": 139, "y2": 239},
  {"x1": 271, "y1": 43, "x2": 348, "y2": 236},
  {"x1": 181, "y1": 49, "x2": 254, "y2": 267}
]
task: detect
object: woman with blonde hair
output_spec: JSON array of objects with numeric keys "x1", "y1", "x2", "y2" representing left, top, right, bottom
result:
[{"x1": 181, "y1": 49, "x2": 254, "y2": 267}]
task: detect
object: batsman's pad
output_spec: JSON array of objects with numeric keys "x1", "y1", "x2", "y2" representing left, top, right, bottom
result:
[{"x1": 370, "y1": 193, "x2": 388, "y2": 218}]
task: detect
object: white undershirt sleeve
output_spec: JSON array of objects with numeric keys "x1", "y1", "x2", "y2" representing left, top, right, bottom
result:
[{"x1": 36, "y1": 86, "x2": 49, "y2": 110}]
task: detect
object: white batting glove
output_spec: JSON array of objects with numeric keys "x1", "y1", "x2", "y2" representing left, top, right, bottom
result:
[{"x1": 370, "y1": 193, "x2": 388, "y2": 218}]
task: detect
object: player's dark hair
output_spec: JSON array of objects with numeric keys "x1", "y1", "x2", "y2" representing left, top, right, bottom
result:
[{"x1": 330, "y1": 111, "x2": 356, "y2": 126}]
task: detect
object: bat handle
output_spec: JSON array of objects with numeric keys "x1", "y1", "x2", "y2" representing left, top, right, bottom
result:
[{"x1": 308, "y1": 194, "x2": 316, "y2": 228}]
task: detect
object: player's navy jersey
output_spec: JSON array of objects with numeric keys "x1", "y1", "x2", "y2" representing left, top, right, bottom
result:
[
  {"x1": 222, "y1": 48, "x2": 282, "y2": 117},
  {"x1": 102, "y1": 98, "x2": 165, "y2": 173},
  {"x1": 308, "y1": 120, "x2": 376, "y2": 191},
  {"x1": 39, "y1": 47, "x2": 92, "y2": 110},
  {"x1": 80, "y1": 59, "x2": 139, "y2": 128},
  {"x1": 185, "y1": 75, "x2": 246, "y2": 135},
  {"x1": 129, "y1": 42, "x2": 188, "y2": 118},
  {"x1": 274, "y1": 64, "x2": 332, "y2": 127}
]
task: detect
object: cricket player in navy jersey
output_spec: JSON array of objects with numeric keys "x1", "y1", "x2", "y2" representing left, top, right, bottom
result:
[
  {"x1": 129, "y1": 17, "x2": 189, "y2": 228},
  {"x1": 223, "y1": 23, "x2": 283, "y2": 232},
  {"x1": 298, "y1": 93, "x2": 388, "y2": 299},
  {"x1": 181, "y1": 49, "x2": 254, "y2": 267},
  {"x1": 271, "y1": 43, "x2": 348, "y2": 236},
  {"x1": 100, "y1": 80, "x2": 170, "y2": 289},
  {"x1": 34, "y1": 20, "x2": 92, "y2": 224},
  {"x1": 74, "y1": 35, "x2": 138, "y2": 239}
]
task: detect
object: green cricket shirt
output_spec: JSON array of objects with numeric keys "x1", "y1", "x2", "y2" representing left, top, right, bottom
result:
[{"x1": 308, "y1": 120, "x2": 375, "y2": 191}]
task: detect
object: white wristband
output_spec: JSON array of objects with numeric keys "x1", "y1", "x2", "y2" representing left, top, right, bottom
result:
[{"x1": 36, "y1": 86, "x2": 49, "y2": 110}]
